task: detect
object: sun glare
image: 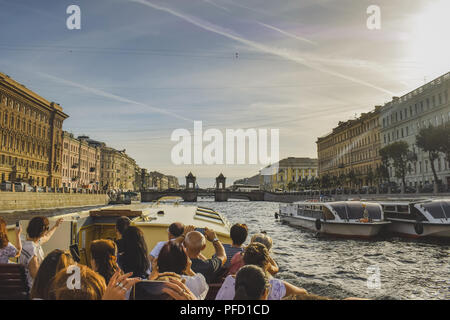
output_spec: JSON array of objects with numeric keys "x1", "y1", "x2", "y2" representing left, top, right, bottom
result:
[{"x1": 408, "y1": 0, "x2": 450, "y2": 79}]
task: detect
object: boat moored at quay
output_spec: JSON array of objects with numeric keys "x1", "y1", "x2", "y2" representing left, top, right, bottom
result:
[
  {"x1": 375, "y1": 199, "x2": 450, "y2": 239},
  {"x1": 279, "y1": 201, "x2": 390, "y2": 238}
]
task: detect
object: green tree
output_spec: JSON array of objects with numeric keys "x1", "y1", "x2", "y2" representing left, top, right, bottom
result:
[
  {"x1": 380, "y1": 141, "x2": 411, "y2": 187},
  {"x1": 437, "y1": 122, "x2": 450, "y2": 168},
  {"x1": 416, "y1": 125, "x2": 442, "y2": 185},
  {"x1": 287, "y1": 181, "x2": 296, "y2": 191}
]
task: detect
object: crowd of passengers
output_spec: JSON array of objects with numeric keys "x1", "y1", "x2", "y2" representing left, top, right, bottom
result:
[{"x1": 0, "y1": 216, "x2": 361, "y2": 300}]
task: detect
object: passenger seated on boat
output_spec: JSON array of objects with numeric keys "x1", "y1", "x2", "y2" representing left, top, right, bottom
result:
[
  {"x1": 221, "y1": 223, "x2": 248, "y2": 270},
  {"x1": 90, "y1": 240, "x2": 121, "y2": 283},
  {"x1": 117, "y1": 226, "x2": 151, "y2": 279},
  {"x1": 228, "y1": 233, "x2": 279, "y2": 276},
  {"x1": 184, "y1": 228, "x2": 227, "y2": 284},
  {"x1": 30, "y1": 249, "x2": 74, "y2": 300},
  {"x1": 49, "y1": 265, "x2": 139, "y2": 300},
  {"x1": 115, "y1": 216, "x2": 131, "y2": 256},
  {"x1": 0, "y1": 217, "x2": 22, "y2": 263},
  {"x1": 149, "y1": 241, "x2": 208, "y2": 299},
  {"x1": 149, "y1": 222, "x2": 185, "y2": 264},
  {"x1": 234, "y1": 265, "x2": 269, "y2": 300},
  {"x1": 19, "y1": 216, "x2": 63, "y2": 290},
  {"x1": 216, "y1": 243, "x2": 307, "y2": 300}
]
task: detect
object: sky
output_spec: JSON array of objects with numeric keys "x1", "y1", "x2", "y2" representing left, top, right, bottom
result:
[{"x1": 1, "y1": 0, "x2": 449, "y2": 187}]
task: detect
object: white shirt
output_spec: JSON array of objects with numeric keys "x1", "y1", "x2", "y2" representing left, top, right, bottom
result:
[
  {"x1": 182, "y1": 273, "x2": 209, "y2": 300},
  {"x1": 19, "y1": 240, "x2": 44, "y2": 290},
  {"x1": 149, "y1": 240, "x2": 168, "y2": 258},
  {"x1": 215, "y1": 274, "x2": 286, "y2": 300}
]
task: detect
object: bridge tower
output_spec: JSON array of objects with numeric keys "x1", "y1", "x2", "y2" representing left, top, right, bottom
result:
[
  {"x1": 185, "y1": 172, "x2": 196, "y2": 190},
  {"x1": 214, "y1": 173, "x2": 228, "y2": 202},
  {"x1": 216, "y1": 173, "x2": 226, "y2": 190}
]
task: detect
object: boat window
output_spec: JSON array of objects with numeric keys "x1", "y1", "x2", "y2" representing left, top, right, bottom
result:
[
  {"x1": 366, "y1": 204, "x2": 382, "y2": 220},
  {"x1": 323, "y1": 207, "x2": 335, "y2": 220},
  {"x1": 329, "y1": 203, "x2": 347, "y2": 219},
  {"x1": 397, "y1": 205, "x2": 409, "y2": 214},
  {"x1": 384, "y1": 205, "x2": 397, "y2": 213},
  {"x1": 422, "y1": 202, "x2": 450, "y2": 219},
  {"x1": 411, "y1": 205, "x2": 427, "y2": 221}
]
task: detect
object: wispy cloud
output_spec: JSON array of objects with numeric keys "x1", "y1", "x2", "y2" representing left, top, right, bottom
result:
[
  {"x1": 38, "y1": 72, "x2": 194, "y2": 122},
  {"x1": 128, "y1": 0, "x2": 394, "y2": 95},
  {"x1": 257, "y1": 22, "x2": 317, "y2": 46},
  {"x1": 202, "y1": 0, "x2": 230, "y2": 12}
]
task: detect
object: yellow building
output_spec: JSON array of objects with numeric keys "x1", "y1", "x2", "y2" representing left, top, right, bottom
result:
[
  {"x1": 100, "y1": 147, "x2": 137, "y2": 191},
  {"x1": 260, "y1": 157, "x2": 318, "y2": 191},
  {"x1": 0, "y1": 72, "x2": 68, "y2": 187},
  {"x1": 316, "y1": 106, "x2": 382, "y2": 187}
]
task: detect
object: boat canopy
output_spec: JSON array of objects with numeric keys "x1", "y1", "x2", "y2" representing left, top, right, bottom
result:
[
  {"x1": 420, "y1": 201, "x2": 450, "y2": 219},
  {"x1": 328, "y1": 202, "x2": 382, "y2": 220}
]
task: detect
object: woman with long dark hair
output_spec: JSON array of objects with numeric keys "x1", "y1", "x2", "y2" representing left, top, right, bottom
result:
[
  {"x1": 0, "y1": 217, "x2": 22, "y2": 264},
  {"x1": 90, "y1": 239, "x2": 121, "y2": 283},
  {"x1": 234, "y1": 265, "x2": 269, "y2": 300},
  {"x1": 30, "y1": 249, "x2": 74, "y2": 300},
  {"x1": 118, "y1": 226, "x2": 150, "y2": 279}
]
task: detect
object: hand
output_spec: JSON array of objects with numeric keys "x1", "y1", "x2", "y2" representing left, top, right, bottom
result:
[
  {"x1": 15, "y1": 225, "x2": 22, "y2": 235},
  {"x1": 55, "y1": 218, "x2": 64, "y2": 227},
  {"x1": 149, "y1": 258, "x2": 159, "y2": 280},
  {"x1": 183, "y1": 225, "x2": 195, "y2": 236},
  {"x1": 161, "y1": 278, "x2": 197, "y2": 300},
  {"x1": 204, "y1": 227, "x2": 216, "y2": 242},
  {"x1": 102, "y1": 271, "x2": 141, "y2": 300}
]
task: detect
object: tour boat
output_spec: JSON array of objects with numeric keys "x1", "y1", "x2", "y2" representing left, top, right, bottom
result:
[
  {"x1": 6, "y1": 203, "x2": 232, "y2": 265},
  {"x1": 376, "y1": 199, "x2": 450, "y2": 239},
  {"x1": 278, "y1": 201, "x2": 390, "y2": 238}
]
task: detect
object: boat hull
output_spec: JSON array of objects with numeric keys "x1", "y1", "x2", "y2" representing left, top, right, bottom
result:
[
  {"x1": 280, "y1": 215, "x2": 388, "y2": 238},
  {"x1": 386, "y1": 219, "x2": 450, "y2": 238}
]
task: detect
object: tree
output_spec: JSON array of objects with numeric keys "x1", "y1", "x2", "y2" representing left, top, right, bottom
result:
[
  {"x1": 287, "y1": 181, "x2": 296, "y2": 192},
  {"x1": 416, "y1": 125, "x2": 443, "y2": 185},
  {"x1": 366, "y1": 168, "x2": 375, "y2": 187},
  {"x1": 437, "y1": 122, "x2": 450, "y2": 168},
  {"x1": 380, "y1": 141, "x2": 411, "y2": 187}
]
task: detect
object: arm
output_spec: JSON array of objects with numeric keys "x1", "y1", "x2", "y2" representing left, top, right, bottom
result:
[
  {"x1": 14, "y1": 225, "x2": 22, "y2": 258},
  {"x1": 204, "y1": 227, "x2": 226, "y2": 265},
  {"x1": 174, "y1": 225, "x2": 195, "y2": 245},
  {"x1": 266, "y1": 255, "x2": 279, "y2": 275},
  {"x1": 40, "y1": 218, "x2": 63, "y2": 244},
  {"x1": 28, "y1": 256, "x2": 39, "y2": 280},
  {"x1": 282, "y1": 280, "x2": 308, "y2": 298}
]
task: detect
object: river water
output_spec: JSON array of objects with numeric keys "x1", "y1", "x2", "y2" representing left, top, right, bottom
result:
[
  {"x1": 3, "y1": 200, "x2": 449, "y2": 300},
  {"x1": 192, "y1": 199, "x2": 450, "y2": 300}
]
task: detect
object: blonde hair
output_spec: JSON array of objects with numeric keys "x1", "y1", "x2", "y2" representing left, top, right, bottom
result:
[{"x1": 250, "y1": 233, "x2": 273, "y2": 251}]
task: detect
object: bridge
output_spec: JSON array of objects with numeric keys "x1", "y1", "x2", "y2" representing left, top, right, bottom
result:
[{"x1": 140, "y1": 173, "x2": 265, "y2": 202}]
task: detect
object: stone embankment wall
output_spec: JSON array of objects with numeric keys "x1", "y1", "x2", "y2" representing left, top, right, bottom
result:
[{"x1": 0, "y1": 192, "x2": 109, "y2": 212}]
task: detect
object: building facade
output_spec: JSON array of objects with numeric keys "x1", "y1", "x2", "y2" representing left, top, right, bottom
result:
[
  {"x1": 317, "y1": 106, "x2": 382, "y2": 187},
  {"x1": 260, "y1": 157, "x2": 318, "y2": 191},
  {"x1": 380, "y1": 72, "x2": 450, "y2": 187},
  {"x1": 0, "y1": 72, "x2": 68, "y2": 187},
  {"x1": 61, "y1": 132, "x2": 101, "y2": 190},
  {"x1": 100, "y1": 147, "x2": 137, "y2": 191}
]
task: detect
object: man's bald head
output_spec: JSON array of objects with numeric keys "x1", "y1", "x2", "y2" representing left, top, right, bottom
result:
[{"x1": 184, "y1": 231, "x2": 206, "y2": 255}]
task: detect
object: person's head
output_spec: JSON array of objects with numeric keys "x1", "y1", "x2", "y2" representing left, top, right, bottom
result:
[
  {"x1": 168, "y1": 222, "x2": 184, "y2": 240},
  {"x1": 243, "y1": 242, "x2": 270, "y2": 271},
  {"x1": 234, "y1": 265, "x2": 269, "y2": 300},
  {"x1": 0, "y1": 217, "x2": 9, "y2": 249},
  {"x1": 27, "y1": 216, "x2": 49, "y2": 240},
  {"x1": 116, "y1": 216, "x2": 131, "y2": 238},
  {"x1": 230, "y1": 223, "x2": 248, "y2": 246},
  {"x1": 30, "y1": 249, "x2": 74, "y2": 300},
  {"x1": 90, "y1": 239, "x2": 119, "y2": 283},
  {"x1": 121, "y1": 226, "x2": 150, "y2": 277},
  {"x1": 250, "y1": 233, "x2": 273, "y2": 251},
  {"x1": 183, "y1": 231, "x2": 206, "y2": 256},
  {"x1": 50, "y1": 264, "x2": 106, "y2": 300},
  {"x1": 157, "y1": 241, "x2": 188, "y2": 275}
]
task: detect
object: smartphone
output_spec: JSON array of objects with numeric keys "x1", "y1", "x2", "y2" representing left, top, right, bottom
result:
[
  {"x1": 195, "y1": 227, "x2": 205, "y2": 235},
  {"x1": 131, "y1": 280, "x2": 171, "y2": 300},
  {"x1": 15, "y1": 221, "x2": 20, "y2": 229}
]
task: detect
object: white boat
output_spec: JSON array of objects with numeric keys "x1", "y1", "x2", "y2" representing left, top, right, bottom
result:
[
  {"x1": 279, "y1": 201, "x2": 390, "y2": 238},
  {"x1": 7, "y1": 203, "x2": 232, "y2": 265},
  {"x1": 377, "y1": 199, "x2": 450, "y2": 239}
]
